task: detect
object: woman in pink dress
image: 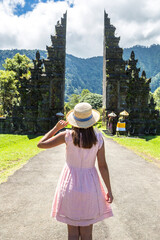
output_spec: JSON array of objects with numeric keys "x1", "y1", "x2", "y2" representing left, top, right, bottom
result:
[{"x1": 37, "y1": 102, "x2": 113, "y2": 240}]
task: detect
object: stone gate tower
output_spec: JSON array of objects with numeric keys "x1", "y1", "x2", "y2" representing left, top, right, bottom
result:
[
  {"x1": 103, "y1": 11, "x2": 159, "y2": 135},
  {"x1": 103, "y1": 11, "x2": 127, "y2": 113},
  {"x1": 8, "y1": 13, "x2": 67, "y2": 134}
]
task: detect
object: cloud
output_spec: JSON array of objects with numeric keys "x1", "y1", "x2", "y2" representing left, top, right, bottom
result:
[
  {"x1": 0, "y1": 1, "x2": 69, "y2": 49},
  {"x1": 1, "y1": 0, "x2": 25, "y2": 15},
  {"x1": 0, "y1": 0, "x2": 160, "y2": 58}
]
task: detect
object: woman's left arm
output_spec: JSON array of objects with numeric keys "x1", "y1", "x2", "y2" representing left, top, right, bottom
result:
[{"x1": 37, "y1": 120, "x2": 68, "y2": 149}]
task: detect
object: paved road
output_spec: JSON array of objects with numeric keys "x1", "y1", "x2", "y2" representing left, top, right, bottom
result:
[{"x1": 0, "y1": 135, "x2": 160, "y2": 240}]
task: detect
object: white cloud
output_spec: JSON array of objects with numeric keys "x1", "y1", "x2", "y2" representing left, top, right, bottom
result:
[
  {"x1": 1, "y1": 0, "x2": 25, "y2": 15},
  {"x1": 0, "y1": 0, "x2": 160, "y2": 57}
]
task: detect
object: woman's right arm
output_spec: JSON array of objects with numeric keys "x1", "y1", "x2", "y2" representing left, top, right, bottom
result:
[
  {"x1": 97, "y1": 142, "x2": 113, "y2": 203},
  {"x1": 37, "y1": 120, "x2": 68, "y2": 149}
]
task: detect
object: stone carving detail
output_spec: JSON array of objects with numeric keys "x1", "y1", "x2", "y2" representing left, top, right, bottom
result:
[{"x1": 103, "y1": 11, "x2": 159, "y2": 135}]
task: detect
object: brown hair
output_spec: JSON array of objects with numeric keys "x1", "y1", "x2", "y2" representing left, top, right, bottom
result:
[{"x1": 72, "y1": 126, "x2": 97, "y2": 149}]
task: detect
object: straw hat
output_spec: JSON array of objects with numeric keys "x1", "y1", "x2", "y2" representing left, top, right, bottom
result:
[
  {"x1": 120, "y1": 110, "x2": 129, "y2": 116},
  {"x1": 108, "y1": 112, "x2": 117, "y2": 117},
  {"x1": 66, "y1": 102, "x2": 100, "y2": 129}
]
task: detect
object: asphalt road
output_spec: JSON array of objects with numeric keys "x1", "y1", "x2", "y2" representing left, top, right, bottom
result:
[{"x1": 0, "y1": 135, "x2": 160, "y2": 240}]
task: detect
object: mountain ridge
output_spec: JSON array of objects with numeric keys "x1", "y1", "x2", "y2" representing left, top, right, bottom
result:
[{"x1": 0, "y1": 44, "x2": 160, "y2": 100}]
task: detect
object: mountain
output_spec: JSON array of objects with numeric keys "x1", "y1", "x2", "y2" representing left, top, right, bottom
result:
[
  {"x1": 65, "y1": 54, "x2": 103, "y2": 98},
  {"x1": 0, "y1": 45, "x2": 160, "y2": 100}
]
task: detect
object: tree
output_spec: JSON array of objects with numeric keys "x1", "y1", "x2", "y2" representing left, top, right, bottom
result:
[
  {"x1": 0, "y1": 70, "x2": 18, "y2": 115},
  {"x1": 80, "y1": 93, "x2": 102, "y2": 109},
  {"x1": 153, "y1": 87, "x2": 160, "y2": 111},
  {"x1": 65, "y1": 89, "x2": 102, "y2": 112},
  {"x1": 2, "y1": 53, "x2": 33, "y2": 113},
  {"x1": 3, "y1": 53, "x2": 32, "y2": 79},
  {"x1": 67, "y1": 94, "x2": 80, "y2": 109},
  {"x1": 81, "y1": 89, "x2": 90, "y2": 97}
]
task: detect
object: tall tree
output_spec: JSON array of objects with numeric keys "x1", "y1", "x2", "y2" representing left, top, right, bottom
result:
[
  {"x1": 2, "y1": 53, "x2": 33, "y2": 112},
  {"x1": 0, "y1": 70, "x2": 18, "y2": 115}
]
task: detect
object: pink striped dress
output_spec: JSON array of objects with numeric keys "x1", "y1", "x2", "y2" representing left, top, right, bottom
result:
[{"x1": 51, "y1": 130, "x2": 113, "y2": 226}]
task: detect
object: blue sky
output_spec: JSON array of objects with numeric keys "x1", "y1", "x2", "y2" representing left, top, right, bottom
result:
[
  {"x1": 0, "y1": 0, "x2": 160, "y2": 58},
  {"x1": 14, "y1": 0, "x2": 48, "y2": 16},
  {"x1": 13, "y1": 0, "x2": 74, "y2": 16}
]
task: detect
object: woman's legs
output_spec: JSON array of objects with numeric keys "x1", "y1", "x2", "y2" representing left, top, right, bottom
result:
[
  {"x1": 79, "y1": 225, "x2": 93, "y2": 240},
  {"x1": 67, "y1": 225, "x2": 80, "y2": 240}
]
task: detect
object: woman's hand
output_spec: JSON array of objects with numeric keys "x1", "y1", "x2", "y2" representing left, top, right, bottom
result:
[
  {"x1": 55, "y1": 120, "x2": 68, "y2": 132},
  {"x1": 106, "y1": 191, "x2": 113, "y2": 203}
]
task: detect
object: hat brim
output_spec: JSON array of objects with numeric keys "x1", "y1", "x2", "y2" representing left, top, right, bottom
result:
[{"x1": 66, "y1": 109, "x2": 100, "y2": 129}]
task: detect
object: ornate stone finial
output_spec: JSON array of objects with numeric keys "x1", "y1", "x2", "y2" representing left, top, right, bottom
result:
[
  {"x1": 104, "y1": 10, "x2": 108, "y2": 17},
  {"x1": 36, "y1": 51, "x2": 40, "y2": 61},
  {"x1": 141, "y1": 70, "x2": 146, "y2": 78},
  {"x1": 150, "y1": 96, "x2": 156, "y2": 108},
  {"x1": 130, "y1": 51, "x2": 135, "y2": 60},
  {"x1": 57, "y1": 20, "x2": 60, "y2": 26}
]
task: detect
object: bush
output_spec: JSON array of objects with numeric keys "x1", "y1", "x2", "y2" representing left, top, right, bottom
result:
[{"x1": 80, "y1": 93, "x2": 102, "y2": 110}]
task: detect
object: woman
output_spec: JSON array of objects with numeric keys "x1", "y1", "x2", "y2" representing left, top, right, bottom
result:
[{"x1": 37, "y1": 102, "x2": 113, "y2": 240}]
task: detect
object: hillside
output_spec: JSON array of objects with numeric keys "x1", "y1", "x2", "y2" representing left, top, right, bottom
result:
[{"x1": 0, "y1": 45, "x2": 160, "y2": 100}]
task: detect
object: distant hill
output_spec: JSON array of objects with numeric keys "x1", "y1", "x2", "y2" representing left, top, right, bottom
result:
[
  {"x1": 65, "y1": 54, "x2": 103, "y2": 99},
  {"x1": 0, "y1": 45, "x2": 160, "y2": 100}
]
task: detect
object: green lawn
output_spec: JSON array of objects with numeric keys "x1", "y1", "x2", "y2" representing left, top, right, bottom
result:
[
  {"x1": 1, "y1": 130, "x2": 159, "y2": 184},
  {"x1": 0, "y1": 134, "x2": 43, "y2": 183},
  {"x1": 100, "y1": 127, "x2": 160, "y2": 164}
]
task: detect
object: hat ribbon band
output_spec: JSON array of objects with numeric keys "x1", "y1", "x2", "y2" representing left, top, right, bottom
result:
[{"x1": 73, "y1": 114, "x2": 93, "y2": 122}]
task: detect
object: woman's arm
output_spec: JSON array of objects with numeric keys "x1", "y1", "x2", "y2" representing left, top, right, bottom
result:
[
  {"x1": 97, "y1": 142, "x2": 113, "y2": 203},
  {"x1": 37, "y1": 120, "x2": 68, "y2": 149}
]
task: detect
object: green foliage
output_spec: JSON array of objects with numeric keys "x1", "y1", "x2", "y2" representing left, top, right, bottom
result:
[
  {"x1": 0, "y1": 53, "x2": 33, "y2": 115},
  {"x1": 153, "y1": 87, "x2": 160, "y2": 111},
  {"x1": 81, "y1": 89, "x2": 90, "y2": 97},
  {"x1": 65, "y1": 89, "x2": 102, "y2": 113},
  {"x1": 1, "y1": 46, "x2": 160, "y2": 99},
  {"x1": 80, "y1": 93, "x2": 102, "y2": 109},
  {"x1": 64, "y1": 89, "x2": 102, "y2": 114},
  {"x1": 150, "y1": 72, "x2": 160, "y2": 92},
  {"x1": 66, "y1": 93, "x2": 80, "y2": 109},
  {"x1": 0, "y1": 49, "x2": 47, "y2": 71},
  {"x1": 3, "y1": 53, "x2": 32, "y2": 79},
  {"x1": 64, "y1": 54, "x2": 103, "y2": 100},
  {"x1": 0, "y1": 70, "x2": 18, "y2": 115}
]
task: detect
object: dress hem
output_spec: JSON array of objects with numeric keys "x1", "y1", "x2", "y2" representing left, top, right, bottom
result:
[{"x1": 52, "y1": 211, "x2": 113, "y2": 226}]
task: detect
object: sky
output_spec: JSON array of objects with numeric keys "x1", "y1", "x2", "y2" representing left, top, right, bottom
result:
[{"x1": 0, "y1": 0, "x2": 160, "y2": 58}]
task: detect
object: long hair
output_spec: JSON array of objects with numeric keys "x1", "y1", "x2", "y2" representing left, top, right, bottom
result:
[{"x1": 72, "y1": 126, "x2": 97, "y2": 149}]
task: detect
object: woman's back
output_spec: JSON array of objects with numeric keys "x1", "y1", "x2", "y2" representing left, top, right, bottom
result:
[
  {"x1": 65, "y1": 129, "x2": 103, "y2": 169},
  {"x1": 37, "y1": 102, "x2": 113, "y2": 232},
  {"x1": 51, "y1": 129, "x2": 113, "y2": 226}
]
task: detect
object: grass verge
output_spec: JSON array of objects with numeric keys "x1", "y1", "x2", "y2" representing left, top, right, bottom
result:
[
  {"x1": 99, "y1": 128, "x2": 160, "y2": 166},
  {"x1": 0, "y1": 134, "x2": 43, "y2": 183}
]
